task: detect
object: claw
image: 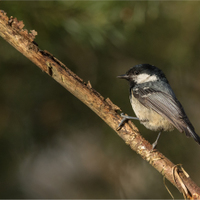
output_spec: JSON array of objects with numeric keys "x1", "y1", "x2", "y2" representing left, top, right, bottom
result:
[
  {"x1": 151, "y1": 132, "x2": 162, "y2": 151},
  {"x1": 117, "y1": 117, "x2": 128, "y2": 129},
  {"x1": 117, "y1": 113, "x2": 139, "y2": 130}
]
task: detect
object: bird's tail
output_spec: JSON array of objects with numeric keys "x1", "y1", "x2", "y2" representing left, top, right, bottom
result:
[{"x1": 186, "y1": 126, "x2": 200, "y2": 145}]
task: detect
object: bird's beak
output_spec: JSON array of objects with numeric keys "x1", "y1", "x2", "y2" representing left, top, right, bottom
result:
[{"x1": 117, "y1": 74, "x2": 129, "y2": 80}]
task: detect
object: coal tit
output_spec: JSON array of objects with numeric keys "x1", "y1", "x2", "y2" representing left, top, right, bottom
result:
[{"x1": 117, "y1": 64, "x2": 200, "y2": 149}]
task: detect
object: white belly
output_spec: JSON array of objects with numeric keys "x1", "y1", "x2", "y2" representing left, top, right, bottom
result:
[{"x1": 130, "y1": 96, "x2": 174, "y2": 132}]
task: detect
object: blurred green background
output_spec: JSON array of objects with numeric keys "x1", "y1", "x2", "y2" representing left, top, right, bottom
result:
[{"x1": 0, "y1": 1, "x2": 200, "y2": 199}]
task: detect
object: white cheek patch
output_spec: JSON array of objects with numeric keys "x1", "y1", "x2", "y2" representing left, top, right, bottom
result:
[{"x1": 136, "y1": 73, "x2": 158, "y2": 84}]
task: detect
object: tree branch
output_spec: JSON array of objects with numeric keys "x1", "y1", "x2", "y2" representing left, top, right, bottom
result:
[{"x1": 0, "y1": 10, "x2": 199, "y2": 199}]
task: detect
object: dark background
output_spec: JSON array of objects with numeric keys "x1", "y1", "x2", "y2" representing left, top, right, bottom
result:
[{"x1": 0, "y1": 1, "x2": 200, "y2": 199}]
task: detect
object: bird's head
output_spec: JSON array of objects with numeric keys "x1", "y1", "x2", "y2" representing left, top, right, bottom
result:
[{"x1": 117, "y1": 64, "x2": 167, "y2": 85}]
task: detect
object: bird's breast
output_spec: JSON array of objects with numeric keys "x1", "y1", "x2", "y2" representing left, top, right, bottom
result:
[{"x1": 130, "y1": 95, "x2": 174, "y2": 132}]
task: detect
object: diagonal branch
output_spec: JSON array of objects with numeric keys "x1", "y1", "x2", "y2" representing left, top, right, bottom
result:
[{"x1": 0, "y1": 10, "x2": 199, "y2": 199}]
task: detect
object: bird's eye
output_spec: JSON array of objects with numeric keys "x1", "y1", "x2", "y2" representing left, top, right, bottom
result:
[{"x1": 134, "y1": 71, "x2": 139, "y2": 75}]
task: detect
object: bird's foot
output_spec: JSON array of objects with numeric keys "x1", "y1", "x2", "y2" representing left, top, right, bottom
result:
[
  {"x1": 150, "y1": 132, "x2": 162, "y2": 152},
  {"x1": 117, "y1": 113, "x2": 139, "y2": 130}
]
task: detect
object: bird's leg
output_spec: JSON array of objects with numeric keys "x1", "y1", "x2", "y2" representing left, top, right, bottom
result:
[
  {"x1": 117, "y1": 113, "x2": 139, "y2": 129},
  {"x1": 151, "y1": 132, "x2": 162, "y2": 151}
]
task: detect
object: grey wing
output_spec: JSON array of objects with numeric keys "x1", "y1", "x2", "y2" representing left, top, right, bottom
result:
[{"x1": 132, "y1": 86, "x2": 200, "y2": 144}]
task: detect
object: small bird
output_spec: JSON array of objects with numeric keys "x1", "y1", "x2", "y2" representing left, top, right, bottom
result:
[{"x1": 117, "y1": 64, "x2": 200, "y2": 149}]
